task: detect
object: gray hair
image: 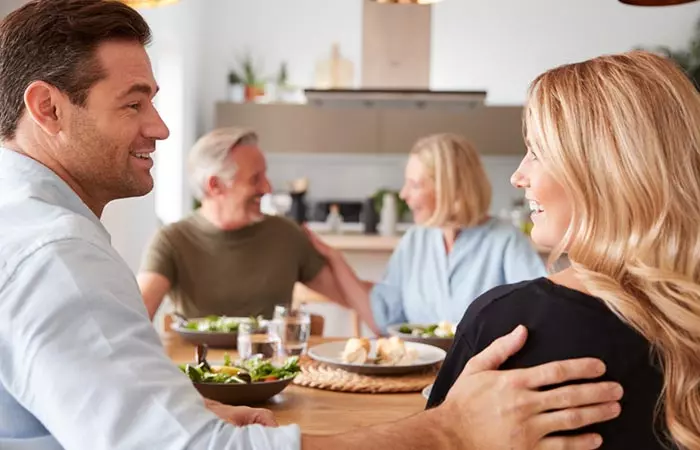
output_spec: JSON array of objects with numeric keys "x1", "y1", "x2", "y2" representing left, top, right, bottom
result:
[{"x1": 187, "y1": 127, "x2": 258, "y2": 200}]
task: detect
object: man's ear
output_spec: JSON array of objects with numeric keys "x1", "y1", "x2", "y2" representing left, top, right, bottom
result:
[
  {"x1": 23, "y1": 81, "x2": 67, "y2": 136},
  {"x1": 206, "y1": 176, "x2": 223, "y2": 197}
]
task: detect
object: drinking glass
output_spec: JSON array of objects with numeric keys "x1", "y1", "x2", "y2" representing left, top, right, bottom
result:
[
  {"x1": 273, "y1": 305, "x2": 311, "y2": 356},
  {"x1": 237, "y1": 319, "x2": 283, "y2": 362}
]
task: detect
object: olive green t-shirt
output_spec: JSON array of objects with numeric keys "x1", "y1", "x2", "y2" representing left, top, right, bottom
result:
[{"x1": 140, "y1": 212, "x2": 326, "y2": 319}]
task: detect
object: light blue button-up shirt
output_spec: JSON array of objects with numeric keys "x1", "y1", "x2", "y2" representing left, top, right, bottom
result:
[
  {"x1": 370, "y1": 219, "x2": 547, "y2": 332},
  {"x1": 0, "y1": 148, "x2": 300, "y2": 450}
]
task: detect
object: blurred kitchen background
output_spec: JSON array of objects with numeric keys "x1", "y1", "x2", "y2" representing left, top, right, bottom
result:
[{"x1": 3, "y1": 0, "x2": 698, "y2": 334}]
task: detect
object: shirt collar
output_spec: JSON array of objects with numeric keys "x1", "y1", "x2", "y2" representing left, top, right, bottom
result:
[{"x1": 0, "y1": 147, "x2": 111, "y2": 241}]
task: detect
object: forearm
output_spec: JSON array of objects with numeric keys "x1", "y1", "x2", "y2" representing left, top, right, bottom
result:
[
  {"x1": 326, "y1": 254, "x2": 380, "y2": 334},
  {"x1": 136, "y1": 272, "x2": 169, "y2": 321},
  {"x1": 301, "y1": 409, "x2": 460, "y2": 450}
]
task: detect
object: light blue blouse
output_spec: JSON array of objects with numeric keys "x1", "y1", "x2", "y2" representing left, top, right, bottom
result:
[{"x1": 370, "y1": 218, "x2": 547, "y2": 332}]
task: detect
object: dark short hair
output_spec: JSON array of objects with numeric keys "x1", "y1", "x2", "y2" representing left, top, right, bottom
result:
[{"x1": 0, "y1": 0, "x2": 152, "y2": 140}]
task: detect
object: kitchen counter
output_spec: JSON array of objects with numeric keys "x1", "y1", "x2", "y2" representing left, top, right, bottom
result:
[
  {"x1": 312, "y1": 228, "x2": 551, "y2": 255},
  {"x1": 306, "y1": 221, "x2": 409, "y2": 252},
  {"x1": 318, "y1": 233, "x2": 402, "y2": 252}
]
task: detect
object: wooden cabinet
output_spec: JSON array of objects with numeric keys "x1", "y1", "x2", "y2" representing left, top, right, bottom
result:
[
  {"x1": 215, "y1": 103, "x2": 380, "y2": 154},
  {"x1": 379, "y1": 107, "x2": 526, "y2": 155},
  {"x1": 215, "y1": 103, "x2": 526, "y2": 156}
]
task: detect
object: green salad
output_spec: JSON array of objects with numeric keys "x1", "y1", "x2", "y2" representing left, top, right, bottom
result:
[
  {"x1": 398, "y1": 321, "x2": 456, "y2": 338},
  {"x1": 183, "y1": 315, "x2": 257, "y2": 333},
  {"x1": 180, "y1": 354, "x2": 301, "y2": 384}
]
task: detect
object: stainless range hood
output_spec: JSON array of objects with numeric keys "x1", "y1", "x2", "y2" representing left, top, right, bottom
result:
[{"x1": 305, "y1": 0, "x2": 485, "y2": 111}]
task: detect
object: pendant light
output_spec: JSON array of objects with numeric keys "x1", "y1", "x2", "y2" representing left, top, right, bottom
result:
[
  {"x1": 120, "y1": 0, "x2": 180, "y2": 9},
  {"x1": 619, "y1": 0, "x2": 698, "y2": 6},
  {"x1": 371, "y1": 0, "x2": 443, "y2": 4}
]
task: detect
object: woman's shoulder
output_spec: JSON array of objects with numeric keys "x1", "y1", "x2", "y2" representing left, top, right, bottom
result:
[
  {"x1": 460, "y1": 278, "x2": 546, "y2": 329},
  {"x1": 395, "y1": 225, "x2": 438, "y2": 249},
  {"x1": 457, "y1": 277, "x2": 653, "y2": 370}
]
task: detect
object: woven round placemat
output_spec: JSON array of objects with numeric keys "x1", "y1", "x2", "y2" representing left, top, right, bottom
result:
[{"x1": 293, "y1": 358, "x2": 438, "y2": 393}]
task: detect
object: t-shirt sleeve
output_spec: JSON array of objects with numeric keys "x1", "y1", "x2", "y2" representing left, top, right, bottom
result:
[
  {"x1": 425, "y1": 285, "x2": 522, "y2": 409},
  {"x1": 295, "y1": 226, "x2": 327, "y2": 283},
  {"x1": 425, "y1": 333, "x2": 476, "y2": 409},
  {"x1": 139, "y1": 227, "x2": 178, "y2": 285}
]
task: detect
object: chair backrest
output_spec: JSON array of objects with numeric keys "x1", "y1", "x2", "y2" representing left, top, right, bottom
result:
[{"x1": 309, "y1": 313, "x2": 324, "y2": 336}]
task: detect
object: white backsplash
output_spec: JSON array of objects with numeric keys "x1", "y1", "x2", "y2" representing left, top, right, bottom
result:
[{"x1": 265, "y1": 153, "x2": 525, "y2": 215}]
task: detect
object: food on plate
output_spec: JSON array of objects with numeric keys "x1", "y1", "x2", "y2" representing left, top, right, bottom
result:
[
  {"x1": 340, "y1": 336, "x2": 418, "y2": 366},
  {"x1": 376, "y1": 336, "x2": 418, "y2": 366},
  {"x1": 340, "y1": 337, "x2": 371, "y2": 364},
  {"x1": 182, "y1": 315, "x2": 257, "y2": 333},
  {"x1": 180, "y1": 353, "x2": 300, "y2": 384},
  {"x1": 398, "y1": 320, "x2": 456, "y2": 338}
]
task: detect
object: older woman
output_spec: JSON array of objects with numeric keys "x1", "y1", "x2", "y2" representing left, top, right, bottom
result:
[
  {"x1": 307, "y1": 133, "x2": 546, "y2": 334},
  {"x1": 428, "y1": 51, "x2": 700, "y2": 449}
]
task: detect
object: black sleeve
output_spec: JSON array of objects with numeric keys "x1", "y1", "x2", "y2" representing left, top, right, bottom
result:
[{"x1": 425, "y1": 333, "x2": 476, "y2": 409}]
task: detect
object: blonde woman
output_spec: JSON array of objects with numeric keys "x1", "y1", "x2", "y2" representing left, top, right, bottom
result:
[
  {"x1": 428, "y1": 51, "x2": 700, "y2": 449},
  {"x1": 306, "y1": 133, "x2": 546, "y2": 334}
]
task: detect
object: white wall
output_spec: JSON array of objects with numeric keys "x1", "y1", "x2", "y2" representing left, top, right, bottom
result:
[
  {"x1": 0, "y1": 0, "x2": 28, "y2": 17},
  {"x1": 197, "y1": 0, "x2": 700, "y2": 129},
  {"x1": 432, "y1": 0, "x2": 700, "y2": 104},
  {"x1": 197, "y1": 0, "x2": 363, "y2": 134}
]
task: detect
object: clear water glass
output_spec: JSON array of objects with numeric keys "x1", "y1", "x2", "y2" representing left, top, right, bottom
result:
[
  {"x1": 273, "y1": 305, "x2": 311, "y2": 356},
  {"x1": 237, "y1": 320, "x2": 283, "y2": 362}
]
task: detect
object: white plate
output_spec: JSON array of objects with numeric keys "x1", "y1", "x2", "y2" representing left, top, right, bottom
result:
[
  {"x1": 422, "y1": 383, "x2": 433, "y2": 400},
  {"x1": 308, "y1": 340, "x2": 446, "y2": 375}
]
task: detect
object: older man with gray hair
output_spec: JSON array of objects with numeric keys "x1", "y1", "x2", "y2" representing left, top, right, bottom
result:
[{"x1": 138, "y1": 127, "x2": 343, "y2": 320}]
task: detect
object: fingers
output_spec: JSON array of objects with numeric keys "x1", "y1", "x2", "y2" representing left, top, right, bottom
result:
[
  {"x1": 532, "y1": 401, "x2": 621, "y2": 437},
  {"x1": 463, "y1": 325, "x2": 528, "y2": 374},
  {"x1": 535, "y1": 434, "x2": 603, "y2": 450},
  {"x1": 537, "y1": 382, "x2": 623, "y2": 411},
  {"x1": 515, "y1": 358, "x2": 607, "y2": 389},
  {"x1": 253, "y1": 408, "x2": 278, "y2": 427}
]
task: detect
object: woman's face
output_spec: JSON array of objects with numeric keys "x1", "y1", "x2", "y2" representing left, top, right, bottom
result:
[
  {"x1": 400, "y1": 155, "x2": 436, "y2": 225},
  {"x1": 511, "y1": 148, "x2": 571, "y2": 249}
]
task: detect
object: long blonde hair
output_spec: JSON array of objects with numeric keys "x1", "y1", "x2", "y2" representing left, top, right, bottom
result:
[
  {"x1": 410, "y1": 133, "x2": 492, "y2": 227},
  {"x1": 525, "y1": 50, "x2": 700, "y2": 448}
]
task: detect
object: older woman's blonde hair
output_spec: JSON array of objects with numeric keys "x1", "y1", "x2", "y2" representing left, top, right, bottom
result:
[
  {"x1": 410, "y1": 133, "x2": 491, "y2": 228},
  {"x1": 525, "y1": 50, "x2": 700, "y2": 449}
]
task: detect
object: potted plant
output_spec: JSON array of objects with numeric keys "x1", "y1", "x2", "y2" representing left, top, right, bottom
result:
[{"x1": 228, "y1": 53, "x2": 266, "y2": 102}]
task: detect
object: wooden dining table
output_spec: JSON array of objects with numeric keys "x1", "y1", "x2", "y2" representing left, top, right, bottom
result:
[{"x1": 162, "y1": 333, "x2": 427, "y2": 435}]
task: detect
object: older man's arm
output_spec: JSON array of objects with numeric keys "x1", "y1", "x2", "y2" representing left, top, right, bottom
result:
[
  {"x1": 137, "y1": 271, "x2": 172, "y2": 320},
  {"x1": 303, "y1": 265, "x2": 350, "y2": 307}
]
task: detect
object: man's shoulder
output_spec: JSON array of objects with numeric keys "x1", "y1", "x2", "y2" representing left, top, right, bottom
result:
[
  {"x1": 259, "y1": 215, "x2": 307, "y2": 240},
  {"x1": 264, "y1": 214, "x2": 302, "y2": 230},
  {"x1": 0, "y1": 200, "x2": 114, "y2": 287},
  {"x1": 152, "y1": 214, "x2": 205, "y2": 244}
]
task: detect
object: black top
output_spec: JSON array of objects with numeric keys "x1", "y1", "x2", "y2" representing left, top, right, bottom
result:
[{"x1": 426, "y1": 278, "x2": 673, "y2": 449}]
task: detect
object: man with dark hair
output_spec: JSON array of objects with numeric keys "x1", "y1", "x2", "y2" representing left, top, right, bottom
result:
[{"x1": 0, "y1": 1, "x2": 622, "y2": 449}]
